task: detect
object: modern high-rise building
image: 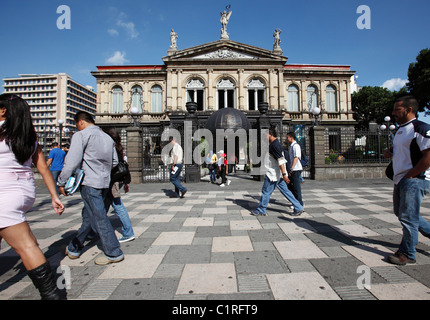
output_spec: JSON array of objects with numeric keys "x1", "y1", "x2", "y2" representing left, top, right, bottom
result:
[{"x1": 2, "y1": 73, "x2": 96, "y2": 151}]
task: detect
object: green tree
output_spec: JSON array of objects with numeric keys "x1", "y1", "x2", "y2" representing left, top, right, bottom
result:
[
  {"x1": 407, "y1": 48, "x2": 430, "y2": 113},
  {"x1": 352, "y1": 86, "x2": 396, "y2": 129}
]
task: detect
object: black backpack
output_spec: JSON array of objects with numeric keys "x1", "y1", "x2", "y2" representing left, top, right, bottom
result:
[{"x1": 300, "y1": 149, "x2": 309, "y2": 168}]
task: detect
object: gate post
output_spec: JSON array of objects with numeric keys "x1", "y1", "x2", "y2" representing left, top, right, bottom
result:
[
  {"x1": 126, "y1": 126, "x2": 143, "y2": 184},
  {"x1": 310, "y1": 126, "x2": 326, "y2": 180}
]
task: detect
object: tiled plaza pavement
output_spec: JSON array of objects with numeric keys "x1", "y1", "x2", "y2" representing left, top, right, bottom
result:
[{"x1": 1, "y1": 176, "x2": 430, "y2": 301}]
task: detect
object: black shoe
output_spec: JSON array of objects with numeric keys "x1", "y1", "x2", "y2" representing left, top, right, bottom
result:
[
  {"x1": 180, "y1": 190, "x2": 187, "y2": 198},
  {"x1": 290, "y1": 210, "x2": 304, "y2": 216},
  {"x1": 27, "y1": 262, "x2": 62, "y2": 300}
]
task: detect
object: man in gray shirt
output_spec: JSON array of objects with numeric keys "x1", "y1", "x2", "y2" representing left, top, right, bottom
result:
[{"x1": 58, "y1": 111, "x2": 123, "y2": 265}]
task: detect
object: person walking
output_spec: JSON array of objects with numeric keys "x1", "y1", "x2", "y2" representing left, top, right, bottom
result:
[
  {"x1": 207, "y1": 150, "x2": 217, "y2": 184},
  {"x1": 251, "y1": 128, "x2": 303, "y2": 216},
  {"x1": 58, "y1": 111, "x2": 124, "y2": 266},
  {"x1": 47, "y1": 142, "x2": 66, "y2": 195},
  {"x1": 286, "y1": 132, "x2": 304, "y2": 206},
  {"x1": 169, "y1": 136, "x2": 187, "y2": 198},
  {"x1": 384, "y1": 96, "x2": 430, "y2": 265},
  {"x1": 218, "y1": 150, "x2": 231, "y2": 187},
  {"x1": 103, "y1": 127, "x2": 135, "y2": 243},
  {"x1": 0, "y1": 94, "x2": 64, "y2": 300}
]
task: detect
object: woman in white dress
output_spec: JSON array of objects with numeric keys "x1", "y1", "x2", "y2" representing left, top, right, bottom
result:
[{"x1": 0, "y1": 94, "x2": 65, "y2": 300}]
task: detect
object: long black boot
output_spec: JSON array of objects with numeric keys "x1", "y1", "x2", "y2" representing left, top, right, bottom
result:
[{"x1": 27, "y1": 261, "x2": 62, "y2": 300}]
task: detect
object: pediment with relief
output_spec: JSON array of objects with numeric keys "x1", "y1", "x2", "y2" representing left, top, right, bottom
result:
[
  {"x1": 194, "y1": 48, "x2": 257, "y2": 60},
  {"x1": 163, "y1": 40, "x2": 287, "y2": 63}
]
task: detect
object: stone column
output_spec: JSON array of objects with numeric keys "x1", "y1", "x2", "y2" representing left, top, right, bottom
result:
[
  {"x1": 238, "y1": 69, "x2": 245, "y2": 110},
  {"x1": 207, "y1": 69, "x2": 214, "y2": 110},
  {"x1": 277, "y1": 69, "x2": 285, "y2": 110},
  {"x1": 126, "y1": 127, "x2": 143, "y2": 184},
  {"x1": 177, "y1": 69, "x2": 183, "y2": 110},
  {"x1": 310, "y1": 126, "x2": 326, "y2": 180},
  {"x1": 166, "y1": 70, "x2": 173, "y2": 111}
]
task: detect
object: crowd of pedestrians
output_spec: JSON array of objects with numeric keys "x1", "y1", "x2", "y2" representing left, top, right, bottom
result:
[{"x1": 2, "y1": 94, "x2": 430, "y2": 300}]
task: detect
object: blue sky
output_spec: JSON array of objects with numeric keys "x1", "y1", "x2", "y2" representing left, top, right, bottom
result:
[{"x1": 1, "y1": 1, "x2": 428, "y2": 100}]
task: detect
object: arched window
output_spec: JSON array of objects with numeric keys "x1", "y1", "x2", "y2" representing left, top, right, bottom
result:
[
  {"x1": 247, "y1": 78, "x2": 266, "y2": 111},
  {"x1": 217, "y1": 79, "x2": 235, "y2": 109},
  {"x1": 112, "y1": 86, "x2": 123, "y2": 113},
  {"x1": 131, "y1": 85, "x2": 143, "y2": 113},
  {"x1": 307, "y1": 85, "x2": 318, "y2": 112},
  {"x1": 288, "y1": 84, "x2": 299, "y2": 112},
  {"x1": 151, "y1": 85, "x2": 163, "y2": 113},
  {"x1": 186, "y1": 79, "x2": 205, "y2": 111},
  {"x1": 326, "y1": 85, "x2": 337, "y2": 112}
]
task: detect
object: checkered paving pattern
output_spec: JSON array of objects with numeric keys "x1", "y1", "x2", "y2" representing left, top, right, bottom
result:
[{"x1": 1, "y1": 178, "x2": 430, "y2": 300}]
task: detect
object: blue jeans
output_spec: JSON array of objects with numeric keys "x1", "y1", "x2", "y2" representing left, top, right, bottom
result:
[
  {"x1": 67, "y1": 185, "x2": 123, "y2": 260},
  {"x1": 255, "y1": 176, "x2": 304, "y2": 215},
  {"x1": 105, "y1": 194, "x2": 134, "y2": 238},
  {"x1": 51, "y1": 170, "x2": 61, "y2": 195},
  {"x1": 393, "y1": 178, "x2": 430, "y2": 260},
  {"x1": 210, "y1": 169, "x2": 216, "y2": 182},
  {"x1": 170, "y1": 163, "x2": 187, "y2": 196}
]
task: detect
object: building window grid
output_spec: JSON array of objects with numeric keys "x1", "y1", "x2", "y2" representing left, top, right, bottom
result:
[
  {"x1": 151, "y1": 85, "x2": 163, "y2": 113},
  {"x1": 287, "y1": 84, "x2": 300, "y2": 112},
  {"x1": 326, "y1": 85, "x2": 337, "y2": 112}
]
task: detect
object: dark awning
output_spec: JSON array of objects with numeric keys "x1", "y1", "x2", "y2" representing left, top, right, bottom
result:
[{"x1": 205, "y1": 108, "x2": 251, "y2": 133}]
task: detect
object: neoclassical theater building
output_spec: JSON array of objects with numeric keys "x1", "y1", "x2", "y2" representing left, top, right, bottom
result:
[{"x1": 91, "y1": 9, "x2": 357, "y2": 180}]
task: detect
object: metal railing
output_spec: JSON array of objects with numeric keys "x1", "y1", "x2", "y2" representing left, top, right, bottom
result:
[{"x1": 324, "y1": 128, "x2": 392, "y2": 164}]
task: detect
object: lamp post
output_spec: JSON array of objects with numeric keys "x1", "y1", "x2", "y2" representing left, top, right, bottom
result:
[
  {"x1": 379, "y1": 116, "x2": 396, "y2": 162},
  {"x1": 380, "y1": 116, "x2": 396, "y2": 142},
  {"x1": 130, "y1": 106, "x2": 140, "y2": 127},
  {"x1": 311, "y1": 105, "x2": 321, "y2": 126},
  {"x1": 57, "y1": 119, "x2": 64, "y2": 149}
]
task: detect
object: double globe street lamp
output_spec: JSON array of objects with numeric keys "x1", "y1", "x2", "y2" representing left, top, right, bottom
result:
[{"x1": 53, "y1": 119, "x2": 69, "y2": 148}]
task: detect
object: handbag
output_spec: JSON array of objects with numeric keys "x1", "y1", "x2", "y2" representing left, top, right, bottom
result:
[
  {"x1": 385, "y1": 162, "x2": 393, "y2": 180},
  {"x1": 111, "y1": 159, "x2": 131, "y2": 184}
]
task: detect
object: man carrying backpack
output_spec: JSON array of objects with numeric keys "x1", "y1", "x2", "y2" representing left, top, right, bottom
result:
[{"x1": 286, "y1": 132, "x2": 304, "y2": 207}]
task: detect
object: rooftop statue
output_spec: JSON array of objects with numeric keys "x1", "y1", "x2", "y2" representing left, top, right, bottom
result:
[{"x1": 220, "y1": 5, "x2": 232, "y2": 40}]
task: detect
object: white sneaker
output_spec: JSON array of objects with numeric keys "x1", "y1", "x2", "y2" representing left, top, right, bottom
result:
[
  {"x1": 220, "y1": 184, "x2": 225, "y2": 187},
  {"x1": 118, "y1": 236, "x2": 135, "y2": 243},
  {"x1": 227, "y1": 180, "x2": 231, "y2": 186}
]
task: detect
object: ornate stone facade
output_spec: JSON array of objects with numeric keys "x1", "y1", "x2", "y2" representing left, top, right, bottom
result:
[{"x1": 91, "y1": 39, "x2": 356, "y2": 127}]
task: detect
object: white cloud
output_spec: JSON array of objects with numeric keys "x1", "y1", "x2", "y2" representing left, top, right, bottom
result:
[
  {"x1": 107, "y1": 10, "x2": 139, "y2": 39},
  {"x1": 106, "y1": 51, "x2": 128, "y2": 65},
  {"x1": 381, "y1": 78, "x2": 407, "y2": 91},
  {"x1": 108, "y1": 28, "x2": 119, "y2": 36},
  {"x1": 116, "y1": 12, "x2": 139, "y2": 39}
]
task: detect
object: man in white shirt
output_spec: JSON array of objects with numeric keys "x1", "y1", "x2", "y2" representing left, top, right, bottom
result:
[
  {"x1": 169, "y1": 136, "x2": 187, "y2": 198},
  {"x1": 251, "y1": 128, "x2": 303, "y2": 216},
  {"x1": 384, "y1": 96, "x2": 430, "y2": 265},
  {"x1": 286, "y1": 132, "x2": 303, "y2": 206}
]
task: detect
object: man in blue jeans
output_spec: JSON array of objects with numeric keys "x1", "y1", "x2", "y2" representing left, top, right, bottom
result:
[
  {"x1": 47, "y1": 142, "x2": 66, "y2": 195},
  {"x1": 58, "y1": 111, "x2": 123, "y2": 266},
  {"x1": 251, "y1": 128, "x2": 303, "y2": 216},
  {"x1": 169, "y1": 136, "x2": 187, "y2": 198},
  {"x1": 384, "y1": 96, "x2": 430, "y2": 265}
]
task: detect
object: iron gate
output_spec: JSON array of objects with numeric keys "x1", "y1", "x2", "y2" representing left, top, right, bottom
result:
[
  {"x1": 141, "y1": 126, "x2": 171, "y2": 183},
  {"x1": 281, "y1": 123, "x2": 312, "y2": 179}
]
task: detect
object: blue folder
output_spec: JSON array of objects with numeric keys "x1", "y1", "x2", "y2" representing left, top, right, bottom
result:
[{"x1": 64, "y1": 169, "x2": 84, "y2": 195}]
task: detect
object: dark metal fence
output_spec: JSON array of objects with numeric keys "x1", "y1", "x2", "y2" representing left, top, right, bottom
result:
[
  {"x1": 281, "y1": 124, "x2": 312, "y2": 178},
  {"x1": 324, "y1": 128, "x2": 392, "y2": 164},
  {"x1": 141, "y1": 126, "x2": 171, "y2": 183}
]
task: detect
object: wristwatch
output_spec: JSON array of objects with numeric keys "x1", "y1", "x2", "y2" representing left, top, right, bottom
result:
[{"x1": 282, "y1": 173, "x2": 287, "y2": 176}]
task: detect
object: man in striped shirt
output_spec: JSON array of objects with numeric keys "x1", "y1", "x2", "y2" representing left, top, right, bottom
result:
[{"x1": 384, "y1": 96, "x2": 430, "y2": 265}]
